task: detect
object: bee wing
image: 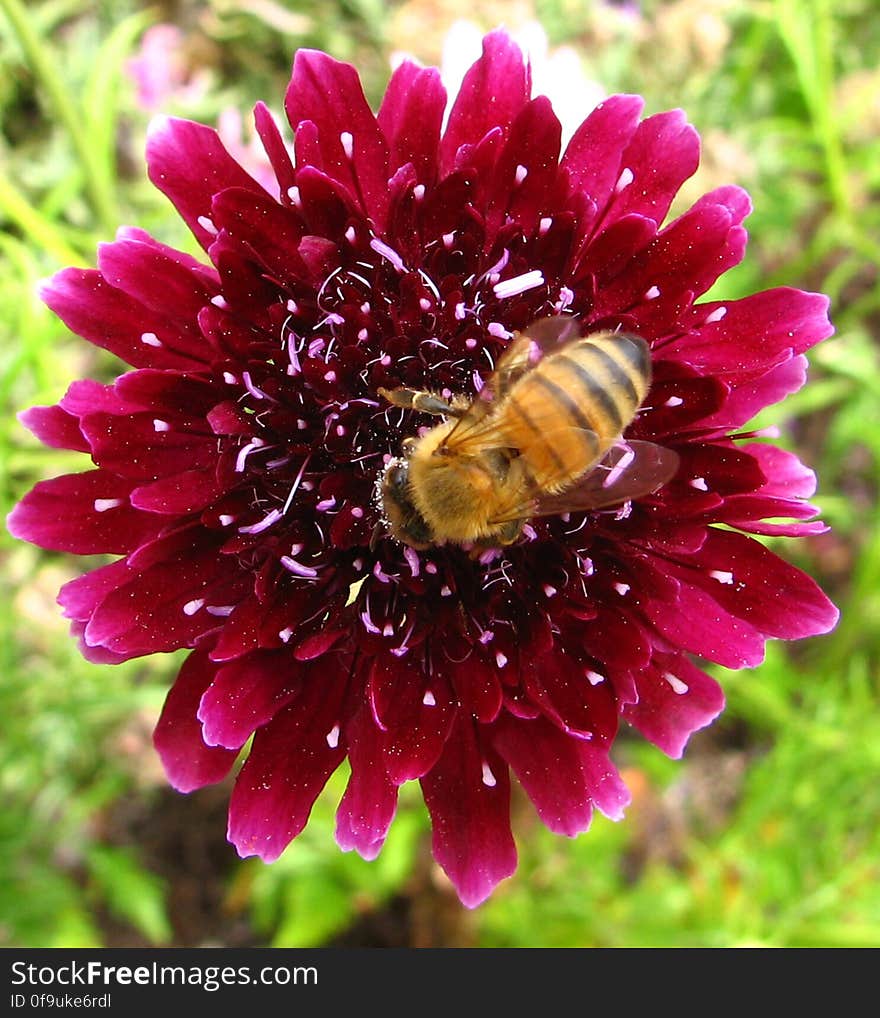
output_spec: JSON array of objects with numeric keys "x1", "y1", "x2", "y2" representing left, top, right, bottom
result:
[
  {"x1": 486, "y1": 440, "x2": 679, "y2": 525},
  {"x1": 490, "y1": 316, "x2": 582, "y2": 399},
  {"x1": 532, "y1": 440, "x2": 680, "y2": 516}
]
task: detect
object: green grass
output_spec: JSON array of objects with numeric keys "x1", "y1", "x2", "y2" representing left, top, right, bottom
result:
[{"x1": 0, "y1": 0, "x2": 877, "y2": 947}]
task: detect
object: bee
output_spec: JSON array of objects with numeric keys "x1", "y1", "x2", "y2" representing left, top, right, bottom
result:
[{"x1": 377, "y1": 316, "x2": 679, "y2": 550}]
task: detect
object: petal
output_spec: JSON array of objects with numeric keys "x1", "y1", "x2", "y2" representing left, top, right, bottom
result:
[
  {"x1": 153, "y1": 648, "x2": 239, "y2": 792},
  {"x1": 603, "y1": 109, "x2": 700, "y2": 227},
  {"x1": 97, "y1": 238, "x2": 217, "y2": 323},
  {"x1": 39, "y1": 268, "x2": 209, "y2": 370},
  {"x1": 440, "y1": 29, "x2": 530, "y2": 176},
  {"x1": 335, "y1": 705, "x2": 399, "y2": 860},
  {"x1": 146, "y1": 114, "x2": 270, "y2": 250},
  {"x1": 664, "y1": 287, "x2": 832, "y2": 380},
  {"x1": 487, "y1": 96, "x2": 563, "y2": 235},
  {"x1": 623, "y1": 653, "x2": 725, "y2": 758},
  {"x1": 523, "y1": 651, "x2": 619, "y2": 743},
  {"x1": 80, "y1": 412, "x2": 215, "y2": 480},
  {"x1": 227, "y1": 671, "x2": 348, "y2": 862},
  {"x1": 562, "y1": 94, "x2": 644, "y2": 221},
  {"x1": 130, "y1": 468, "x2": 224, "y2": 514},
  {"x1": 8, "y1": 471, "x2": 162, "y2": 554},
  {"x1": 449, "y1": 655, "x2": 503, "y2": 723},
  {"x1": 253, "y1": 101, "x2": 296, "y2": 200},
  {"x1": 672, "y1": 528, "x2": 839, "y2": 641},
  {"x1": 368, "y1": 654, "x2": 456, "y2": 784},
  {"x1": 377, "y1": 61, "x2": 446, "y2": 184},
  {"x1": 744, "y1": 443, "x2": 817, "y2": 499},
  {"x1": 83, "y1": 534, "x2": 248, "y2": 657},
  {"x1": 593, "y1": 201, "x2": 747, "y2": 320},
  {"x1": 420, "y1": 716, "x2": 517, "y2": 908},
  {"x1": 575, "y1": 742, "x2": 630, "y2": 821},
  {"x1": 57, "y1": 558, "x2": 132, "y2": 623},
  {"x1": 198, "y1": 650, "x2": 302, "y2": 749},
  {"x1": 210, "y1": 186, "x2": 308, "y2": 288},
  {"x1": 285, "y1": 49, "x2": 389, "y2": 225},
  {"x1": 640, "y1": 568, "x2": 767, "y2": 668},
  {"x1": 18, "y1": 404, "x2": 89, "y2": 452},
  {"x1": 492, "y1": 713, "x2": 595, "y2": 836},
  {"x1": 716, "y1": 355, "x2": 809, "y2": 429}
]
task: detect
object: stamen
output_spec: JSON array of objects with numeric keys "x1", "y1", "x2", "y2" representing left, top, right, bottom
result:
[
  {"x1": 197, "y1": 215, "x2": 218, "y2": 236},
  {"x1": 705, "y1": 306, "x2": 727, "y2": 324},
  {"x1": 481, "y1": 761, "x2": 497, "y2": 787},
  {"x1": 665, "y1": 396, "x2": 684, "y2": 407},
  {"x1": 495, "y1": 651, "x2": 508, "y2": 669},
  {"x1": 326, "y1": 723, "x2": 341, "y2": 748},
  {"x1": 183, "y1": 598, "x2": 204, "y2": 616},
  {"x1": 238, "y1": 508, "x2": 283, "y2": 534},
  {"x1": 287, "y1": 185, "x2": 302, "y2": 207},
  {"x1": 339, "y1": 131, "x2": 354, "y2": 159},
  {"x1": 710, "y1": 570, "x2": 734, "y2": 585},
  {"x1": 663, "y1": 671, "x2": 689, "y2": 695},
  {"x1": 223, "y1": 371, "x2": 238, "y2": 385},
  {"x1": 403, "y1": 546, "x2": 420, "y2": 577},
  {"x1": 422, "y1": 689, "x2": 436, "y2": 706},
  {"x1": 514, "y1": 164, "x2": 528, "y2": 184},
  {"x1": 690, "y1": 476, "x2": 709, "y2": 491},
  {"x1": 603, "y1": 443, "x2": 636, "y2": 488},
  {"x1": 93, "y1": 498, "x2": 123, "y2": 513},
  {"x1": 390, "y1": 617, "x2": 417, "y2": 657},
  {"x1": 242, "y1": 371, "x2": 271, "y2": 401},
  {"x1": 234, "y1": 438, "x2": 266, "y2": 473},
  {"x1": 369, "y1": 237, "x2": 406, "y2": 272},
  {"x1": 360, "y1": 603, "x2": 381, "y2": 634},
  {"x1": 140, "y1": 331, "x2": 162, "y2": 347},
  {"x1": 206, "y1": 605, "x2": 235, "y2": 617},
  {"x1": 644, "y1": 285, "x2": 661, "y2": 300},
  {"x1": 586, "y1": 670, "x2": 605, "y2": 685},
  {"x1": 210, "y1": 295, "x2": 228, "y2": 309},
  {"x1": 493, "y1": 270, "x2": 545, "y2": 300},
  {"x1": 615, "y1": 166, "x2": 634, "y2": 192},
  {"x1": 278, "y1": 627, "x2": 294, "y2": 642},
  {"x1": 152, "y1": 418, "x2": 170, "y2": 432},
  {"x1": 487, "y1": 322, "x2": 511, "y2": 339},
  {"x1": 538, "y1": 216, "x2": 553, "y2": 235},
  {"x1": 555, "y1": 287, "x2": 574, "y2": 311},
  {"x1": 280, "y1": 556, "x2": 319, "y2": 578},
  {"x1": 413, "y1": 183, "x2": 426, "y2": 201},
  {"x1": 283, "y1": 454, "x2": 313, "y2": 513}
]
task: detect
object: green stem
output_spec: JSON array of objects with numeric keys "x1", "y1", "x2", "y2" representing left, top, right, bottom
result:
[
  {"x1": 812, "y1": 0, "x2": 851, "y2": 219},
  {"x1": 0, "y1": 171, "x2": 86, "y2": 266},
  {"x1": 0, "y1": 0, "x2": 117, "y2": 232}
]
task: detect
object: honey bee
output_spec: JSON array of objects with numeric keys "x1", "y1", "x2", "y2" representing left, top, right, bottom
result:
[{"x1": 377, "y1": 316, "x2": 679, "y2": 549}]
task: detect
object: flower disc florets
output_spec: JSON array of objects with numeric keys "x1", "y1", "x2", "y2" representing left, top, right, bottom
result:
[{"x1": 9, "y1": 30, "x2": 838, "y2": 906}]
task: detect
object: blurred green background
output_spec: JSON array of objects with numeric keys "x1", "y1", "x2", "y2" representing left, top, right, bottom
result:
[{"x1": 1, "y1": 0, "x2": 878, "y2": 948}]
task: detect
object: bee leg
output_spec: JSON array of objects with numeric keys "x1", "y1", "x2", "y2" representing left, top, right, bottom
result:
[{"x1": 378, "y1": 386, "x2": 465, "y2": 418}]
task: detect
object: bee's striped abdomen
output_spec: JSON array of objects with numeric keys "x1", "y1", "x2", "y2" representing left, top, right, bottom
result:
[{"x1": 502, "y1": 331, "x2": 652, "y2": 492}]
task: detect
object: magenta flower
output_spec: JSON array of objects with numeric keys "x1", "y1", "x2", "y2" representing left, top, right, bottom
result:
[{"x1": 9, "y1": 30, "x2": 838, "y2": 907}]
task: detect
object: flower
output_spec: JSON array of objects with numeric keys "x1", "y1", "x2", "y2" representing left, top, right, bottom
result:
[{"x1": 8, "y1": 29, "x2": 838, "y2": 908}]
